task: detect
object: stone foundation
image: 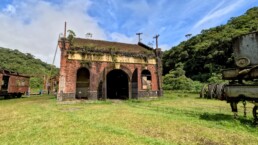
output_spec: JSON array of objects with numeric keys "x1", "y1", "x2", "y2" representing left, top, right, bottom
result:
[
  {"x1": 58, "y1": 91, "x2": 98, "y2": 101},
  {"x1": 88, "y1": 91, "x2": 98, "y2": 100},
  {"x1": 58, "y1": 90, "x2": 162, "y2": 101},
  {"x1": 138, "y1": 91, "x2": 160, "y2": 98},
  {"x1": 58, "y1": 92, "x2": 75, "y2": 101}
]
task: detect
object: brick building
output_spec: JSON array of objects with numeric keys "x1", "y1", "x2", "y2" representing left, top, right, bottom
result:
[{"x1": 57, "y1": 37, "x2": 163, "y2": 101}]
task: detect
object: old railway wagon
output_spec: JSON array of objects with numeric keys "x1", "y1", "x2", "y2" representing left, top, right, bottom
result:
[{"x1": 0, "y1": 69, "x2": 30, "y2": 99}]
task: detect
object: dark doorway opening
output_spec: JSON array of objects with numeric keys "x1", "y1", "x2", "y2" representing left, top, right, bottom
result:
[
  {"x1": 2, "y1": 76, "x2": 10, "y2": 91},
  {"x1": 76, "y1": 67, "x2": 90, "y2": 99},
  {"x1": 107, "y1": 69, "x2": 128, "y2": 99}
]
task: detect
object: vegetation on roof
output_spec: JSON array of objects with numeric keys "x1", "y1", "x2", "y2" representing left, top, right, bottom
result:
[
  {"x1": 67, "y1": 45, "x2": 156, "y2": 59},
  {"x1": 64, "y1": 29, "x2": 156, "y2": 60},
  {"x1": 70, "y1": 37, "x2": 154, "y2": 53}
]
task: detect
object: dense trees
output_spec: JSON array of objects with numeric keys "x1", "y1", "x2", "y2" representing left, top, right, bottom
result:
[
  {"x1": 163, "y1": 7, "x2": 258, "y2": 83},
  {"x1": 0, "y1": 47, "x2": 59, "y2": 88}
]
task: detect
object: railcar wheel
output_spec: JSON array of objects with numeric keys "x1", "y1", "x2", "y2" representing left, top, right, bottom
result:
[
  {"x1": 253, "y1": 106, "x2": 258, "y2": 125},
  {"x1": 4, "y1": 95, "x2": 10, "y2": 99},
  {"x1": 214, "y1": 83, "x2": 224, "y2": 100},
  {"x1": 11, "y1": 94, "x2": 16, "y2": 98},
  {"x1": 200, "y1": 85, "x2": 207, "y2": 98},
  {"x1": 17, "y1": 93, "x2": 22, "y2": 98},
  {"x1": 207, "y1": 84, "x2": 216, "y2": 99}
]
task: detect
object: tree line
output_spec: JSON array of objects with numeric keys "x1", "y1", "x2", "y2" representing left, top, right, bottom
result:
[{"x1": 162, "y1": 7, "x2": 258, "y2": 91}]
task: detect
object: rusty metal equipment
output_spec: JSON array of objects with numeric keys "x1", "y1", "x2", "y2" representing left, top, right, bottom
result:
[
  {"x1": 0, "y1": 69, "x2": 30, "y2": 99},
  {"x1": 202, "y1": 32, "x2": 258, "y2": 124},
  {"x1": 200, "y1": 83, "x2": 225, "y2": 99}
]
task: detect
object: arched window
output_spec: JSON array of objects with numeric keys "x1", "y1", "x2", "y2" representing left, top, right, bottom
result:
[{"x1": 141, "y1": 70, "x2": 151, "y2": 90}]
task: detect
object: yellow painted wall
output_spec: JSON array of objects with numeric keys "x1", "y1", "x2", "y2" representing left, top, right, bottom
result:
[{"x1": 68, "y1": 53, "x2": 157, "y2": 64}]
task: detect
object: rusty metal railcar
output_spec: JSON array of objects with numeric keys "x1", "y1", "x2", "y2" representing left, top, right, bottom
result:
[
  {"x1": 0, "y1": 69, "x2": 30, "y2": 99},
  {"x1": 202, "y1": 32, "x2": 258, "y2": 124}
]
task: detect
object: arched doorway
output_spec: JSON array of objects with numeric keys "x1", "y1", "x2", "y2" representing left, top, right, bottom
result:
[
  {"x1": 76, "y1": 67, "x2": 90, "y2": 99},
  {"x1": 107, "y1": 69, "x2": 128, "y2": 99}
]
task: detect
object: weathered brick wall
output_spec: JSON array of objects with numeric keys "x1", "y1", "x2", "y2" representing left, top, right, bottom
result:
[{"x1": 57, "y1": 39, "x2": 162, "y2": 101}]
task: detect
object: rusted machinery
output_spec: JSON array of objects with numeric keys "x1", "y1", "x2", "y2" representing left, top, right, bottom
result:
[
  {"x1": 0, "y1": 69, "x2": 30, "y2": 99},
  {"x1": 201, "y1": 32, "x2": 258, "y2": 123}
]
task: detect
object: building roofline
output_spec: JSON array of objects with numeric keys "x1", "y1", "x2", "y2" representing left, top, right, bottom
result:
[
  {"x1": 0, "y1": 69, "x2": 30, "y2": 78},
  {"x1": 75, "y1": 37, "x2": 139, "y2": 46},
  {"x1": 138, "y1": 42, "x2": 154, "y2": 50}
]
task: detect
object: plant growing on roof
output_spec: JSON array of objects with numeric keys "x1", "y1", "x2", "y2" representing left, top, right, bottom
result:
[
  {"x1": 67, "y1": 50, "x2": 75, "y2": 57},
  {"x1": 85, "y1": 43, "x2": 96, "y2": 49},
  {"x1": 142, "y1": 55, "x2": 148, "y2": 63},
  {"x1": 67, "y1": 30, "x2": 76, "y2": 45},
  {"x1": 108, "y1": 47, "x2": 118, "y2": 63},
  {"x1": 80, "y1": 60, "x2": 91, "y2": 68},
  {"x1": 107, "y1": 46, "x2": 118, "y2": 51}
]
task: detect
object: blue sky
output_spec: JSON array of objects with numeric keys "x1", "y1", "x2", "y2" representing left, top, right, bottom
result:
[{"x1": 0, "y1": 0, "x2": 257, "y2": 66}]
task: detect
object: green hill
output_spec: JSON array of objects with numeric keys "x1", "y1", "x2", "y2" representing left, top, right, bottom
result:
[
  {"x1": 0, "y1": 47, "x2": 59, "y2": 88},
  {"x1": 163, "y1": 7, "x2": 258, "y2": 82}
]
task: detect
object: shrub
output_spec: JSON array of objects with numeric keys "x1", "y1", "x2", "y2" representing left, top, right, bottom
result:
[
  {"x1": 208, "y1": 73, "x2": 226, "y2": 83},
  {"x1": 163, "y1": 66, "x2": 204, "y2": 93}
]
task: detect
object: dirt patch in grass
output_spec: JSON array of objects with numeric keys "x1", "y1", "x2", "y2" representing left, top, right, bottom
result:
[
  {"x1": 59, "y1": 107, "x2": 82, "y2": 112},
  {"x1": 196, "y1": 137, "x2": 221, "y2": 145}
]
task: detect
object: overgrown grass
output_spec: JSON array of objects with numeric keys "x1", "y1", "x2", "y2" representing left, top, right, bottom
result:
[{"x1": 0, "y1": 92, "x2": 258, "y2": 145}]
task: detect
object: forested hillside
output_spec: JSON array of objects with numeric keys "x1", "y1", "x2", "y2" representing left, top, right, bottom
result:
[
  {"x1": 163, "y1": 7, "x2": 258, "y2": 82},
  {"x1": 0, "y1": 47, "x2": 59, "y2": 88}
]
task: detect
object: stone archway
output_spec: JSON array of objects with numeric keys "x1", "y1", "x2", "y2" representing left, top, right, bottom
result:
[
  {"x1": 76, "y1": 67, "x2": 90, "y2": 99},
  {"x1": 106, "y1": 69, "x2": 129, "y2": 99}
]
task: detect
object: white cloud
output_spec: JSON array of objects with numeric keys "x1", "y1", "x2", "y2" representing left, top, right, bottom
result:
[
  {"x1": 110, "y1": 32, "x2": 137, "y2": 44},
  {"x1": 0, "y1": 0, "x2": 107, "y2": 67},
  {"x1": 3, "y1": 4, "x2": 16, "y2": 15},
  {"x1": 192, "y1": 0, "x2": 245, "y2": 32},
  {"x1": 159, "y1": 44, "x2": 170, "y2": 51},
  {"x1": 124, "y1": 0, "x2": 152, "y2": 17}
]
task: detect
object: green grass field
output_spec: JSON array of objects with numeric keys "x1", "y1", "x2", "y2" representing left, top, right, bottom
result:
[{"x1": 0, "y1": 92, "x2": 258, "y2": 145}]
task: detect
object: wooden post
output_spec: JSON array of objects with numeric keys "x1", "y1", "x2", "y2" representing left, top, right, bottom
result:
[{"x1": 64, "y1": 21, "x2": 67, "y2": 38}]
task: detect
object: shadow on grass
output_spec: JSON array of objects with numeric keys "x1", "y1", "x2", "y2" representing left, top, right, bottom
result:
[
  {"x1": 48, "y1": 96, "x2": 57, "y2": 100},
  {"x1": 200, "y1": 112, "x2": 233, "y2": 121},
  {"x1": 200, "y1": 112, "x2": 255, "y2": 127},
  {"x1": 0, "y1": 96, "x2": 28, "y2": 101}
]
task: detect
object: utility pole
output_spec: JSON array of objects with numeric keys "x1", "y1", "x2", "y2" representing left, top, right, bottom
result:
[
  {"x1": 153, "y1": 34, "x2": 160, "y2": 49},
  {"x1": 64, "y1": 21, "x2": 67, "y2": 38},
  {"x1": 136, "y1": 33, "x2": 143, "y2": 42}
]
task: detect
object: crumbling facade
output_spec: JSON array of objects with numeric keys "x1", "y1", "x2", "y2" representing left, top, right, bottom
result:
[{"x1": 57, "y1": 37, "x2": 162, "y2": 101}]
